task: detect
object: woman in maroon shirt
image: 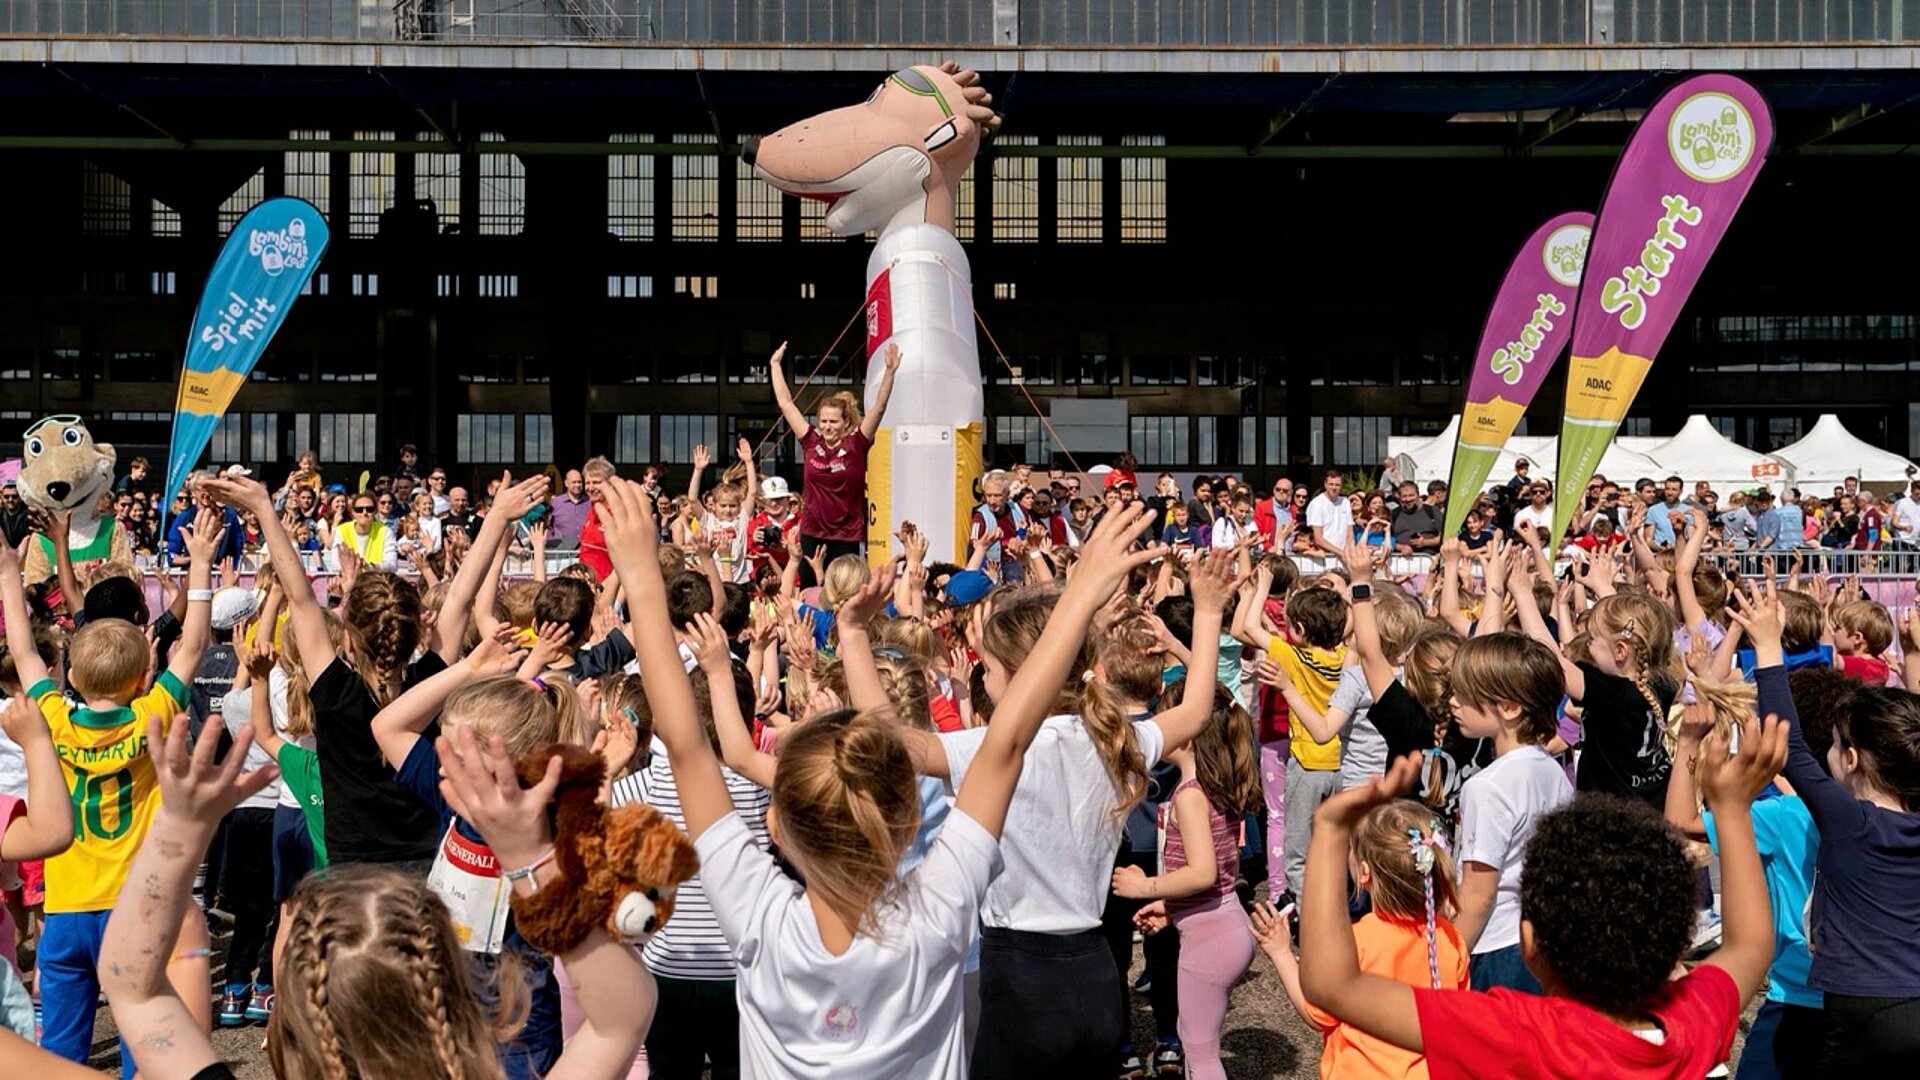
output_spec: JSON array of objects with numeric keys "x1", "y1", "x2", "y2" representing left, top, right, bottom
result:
[{"x1": 769, "y1": 340, "x2": 901, "y2": 571}]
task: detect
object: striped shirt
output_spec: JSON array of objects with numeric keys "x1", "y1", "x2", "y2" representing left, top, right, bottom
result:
[{"x1": 610, "y1": 748, "x2": 771, "y2": 980}]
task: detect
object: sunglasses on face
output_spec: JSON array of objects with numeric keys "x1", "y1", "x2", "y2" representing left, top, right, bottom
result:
[{"x1": 353, "y1": 505, "x2": 375, "y2": 514}]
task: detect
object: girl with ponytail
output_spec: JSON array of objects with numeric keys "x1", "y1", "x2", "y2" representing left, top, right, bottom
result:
[
  {"x1": 1253, "y1": 798, "x2": 1468, "y2": 1080},
  {"x1": 601, "y1": 475, "x2": 1168, "y2": 1077},
  {"x1": 907, "y1": 547, "x2": 1237, "y2": 1076}
]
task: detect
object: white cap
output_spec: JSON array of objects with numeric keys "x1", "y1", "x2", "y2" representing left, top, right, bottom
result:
[
  {"x1": 761, "y1": 476, "x2": 792, "y2": 501},
  {"x1": 209, "y1": 587, "x2": 258, "y2": 631}
]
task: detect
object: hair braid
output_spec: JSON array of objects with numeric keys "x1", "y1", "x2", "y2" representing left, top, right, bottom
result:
[
  {"x1": 285, "y1": 911, "x2": 352, "y2": 1080},
  {"x1": 401, "y1": 913, "x2": 467, "y2": 1080}
]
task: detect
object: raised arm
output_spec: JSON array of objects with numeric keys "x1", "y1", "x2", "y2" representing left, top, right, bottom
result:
[
  {"x1": 0, "y1": 697, "x2": 73, "y2": 863},
  {"x1": 43, "y1": 511, "x2": 84, "y2": 618},
  {"x1": 162, "y1": 506, "x2": 220, "y2": 692},
  {"x1": 861, "y1": 343, "x2": 902, "y2": 440},
  {"x1": 451, "y1": 474, "x2": 551, "y2": 658},
  {"x1": 371, "y1": 631, "x2": 522, "y2": 769},
  {"x1": 1508, "y1": 554, "x2": 1584, "y2": 701},
  {"x1": 1148, "y1": 550, "x2": 1231, "y2": 754},
  {"x1": 691, "y1": 614, "x2": 776, "y2": 789},
  {"x1": 204, "y1": 475, "x2": 334, "y2": 674},
  {"x1": 830, "y1": 567, "x2": 899, "y2": 713},
  {"x1": 1675, "y1": 507, "x2": 1711, "y2": 633},
  {"x1": 1436, "y1": 539, "x2": 1470, "y2": 637},
  {"x1": 0, "y1": 541, "x2": 49, "y2": 691},
  {"x1": 1729, "y1": 582, "x2": 1852, "y2": 829},
  {"x1": 601, "y1": 477, "x2": 735, "y2": 839},
  {"x1": 1695, "y1": 712, "x2": 1792, "y2": 1004},
  {"x1": 1110, "y1": 782, "x2": 1221, "y2": 901},
  {"x1": 767, "y1": 342, "x2": 811, "y2": 442},
  {"x1": 1342, "y1": 541, "x2": 1399, "y2": 700},
  {"x1": 687, "y1": 443, "x2": 710, "y2": 506},
  {"x1": 102, "y1": 718, "x2": 277, "y2": 1080},
  {"x1": 737, "y1": 438, "x2": 758, "y2": 522}
]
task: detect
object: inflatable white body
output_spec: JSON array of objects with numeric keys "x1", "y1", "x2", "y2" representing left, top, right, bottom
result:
[{"x1": 750, "y1": 62, "x2": 998, "y2": 563}]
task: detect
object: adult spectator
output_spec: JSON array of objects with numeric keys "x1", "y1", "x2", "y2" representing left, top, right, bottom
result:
[
  {"x1": 1512, "y1": 481, "x2": 1554, "y2": 540},
  {"x1": 424, "y1": 467, "x2": 451, "y2": 514},
  {"x1": 1750, "y1": 488, "x2": 1784, "y2": 550},
  {"x1": 548, "y1": 469, "x2": 592, "y2": 544},
  {"x1": 1302, "y1": 469, "x2": 1352, "y2": 554},
  {"x1": 441, "y1": 486, "x2": 479, "y2": 542},
  {"x1": 1388, "y1": 481, "x2": 1441, "y2": 554},
  {"x1": 114, "y1": 456, "x2": 152, "y2": 495},
  {"x1": 1647, "y1": 475, "x2": 1685, "y2": 548},
  {"x1": 1028, "y1": 488, "x2": 1071, "y2": 548},
  {"x1": 576, "y1": 456, "x2": 618, "y2": 581},
  {"x1": 334, "y1": 491, "x2": 397, "y2": 570},
  {"x1": 769, "y1": 339, "x2": 901, "y2": 566},
  {"x1": 1720, "y1": 492, "x2": 1754, "y2": 552},
  {"x1": 0, "y1": 481, "x2": 31, "y2": 548},
  {"x1": 1253, "y1": 477, "x2": 1295, "y2": 545},
  {"x1": 407, "y1": 490, "x2": 443, "y2": 555},
  {"x1": 971, "y1": 469, "x2": 1027, "y2": 582},
  {"x1": 1891, "y1": 480, "x2": 1920, "y2": 550}
]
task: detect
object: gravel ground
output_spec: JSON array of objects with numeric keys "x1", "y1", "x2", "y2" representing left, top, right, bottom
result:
[{"x1": 71, "y1": 927, "x2": 1751, "y2": 1078}]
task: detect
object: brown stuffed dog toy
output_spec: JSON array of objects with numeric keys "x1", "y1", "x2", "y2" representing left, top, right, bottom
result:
[{"x1": 510, "y1": 743, "x2": 700, "y2": 956}]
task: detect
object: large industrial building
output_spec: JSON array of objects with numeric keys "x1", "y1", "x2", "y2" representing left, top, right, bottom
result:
[{"x1": 2, "y1": 2, "x2": 1919, "y2": 489}]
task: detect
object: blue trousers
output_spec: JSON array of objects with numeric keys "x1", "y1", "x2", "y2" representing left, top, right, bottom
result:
[
  {"x1": 1468, "y1": 943, "x2": 1544, "y2": 995},
  {"x1": 40, "y1": 910, "x2": 134, "y2": 1078}
]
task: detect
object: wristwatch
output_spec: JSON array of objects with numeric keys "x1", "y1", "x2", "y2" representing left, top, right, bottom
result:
[{"x1": 1349, "y1": 583, "x2": 1373, "y2": 601}]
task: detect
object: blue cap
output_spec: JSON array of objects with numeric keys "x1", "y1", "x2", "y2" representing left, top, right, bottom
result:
[
  {"x1": 325, "y1": 482, "x2": 347, "y2": 495},
  {"x1": 943, "y1": 569, "x2": 993, "y2": 607}
]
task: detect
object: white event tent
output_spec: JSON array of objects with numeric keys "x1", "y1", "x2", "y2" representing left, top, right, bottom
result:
[
  {"x1": 1772, "y1": 414, "x2": 1920, "y2": 490},
  {"x1": 1645, "y1": 415, "x2": 1795, "y2": 495}
]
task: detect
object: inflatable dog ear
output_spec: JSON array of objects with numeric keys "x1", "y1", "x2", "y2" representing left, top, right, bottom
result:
[{"x1": 19, "y1": 415, "x2": 116, "y2": 515}]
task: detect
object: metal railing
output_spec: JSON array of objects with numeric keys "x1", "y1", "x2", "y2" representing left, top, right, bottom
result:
[{"x1": 5, "y1": 0, "x2": 1915, "y2": 46}]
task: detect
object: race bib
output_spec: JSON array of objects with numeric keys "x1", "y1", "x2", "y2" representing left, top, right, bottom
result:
[{"x1": 426, "y1": 825, "x2": 512, "y2": 955}]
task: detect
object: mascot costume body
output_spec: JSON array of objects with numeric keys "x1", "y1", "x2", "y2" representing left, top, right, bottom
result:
[
  {"x1": 19, "y1": 416, "x2": 130, "y2": 583},
  {"x1": 749, "y1": 61, "x2": 998, "y2": 565}
]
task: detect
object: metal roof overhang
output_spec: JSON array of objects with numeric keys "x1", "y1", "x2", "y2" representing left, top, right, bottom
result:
[{"x1": 3, "y1": 40, "x2": 1920, "y2": 157}]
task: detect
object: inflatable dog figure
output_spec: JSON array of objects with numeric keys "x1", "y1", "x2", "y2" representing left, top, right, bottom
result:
[
  {"x1": 18, "y1": 415, "x2": 130, "y2": 584},
  {"x1": 748, "y1": 60, "x2": 998, "y2": 565}
]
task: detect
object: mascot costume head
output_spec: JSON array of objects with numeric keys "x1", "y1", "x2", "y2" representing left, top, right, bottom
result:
[
  {"x1": 743, "y1": 62, "x2": 997, "y2": 565},
  {"x1": 18, "y1": 415, "x2": 131, "y2": 583}
]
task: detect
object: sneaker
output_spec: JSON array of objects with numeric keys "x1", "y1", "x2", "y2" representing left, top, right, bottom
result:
[
  {"x1": 1153, "y1": 1038, "x2": 1184, "y2": 1076},
  {"x1": 246, "y1": 985, "x2": 274, "y2": 1022},
  {"x1": 1118, "y1": 1048, "x2": 1147, "y2": 1080},
  {"x1": 1132, "y1": 969, "x2": 1151, "y2": 994},
  {"x1": 218, "y1": 986, "x2": 248, "y2": 1027}
]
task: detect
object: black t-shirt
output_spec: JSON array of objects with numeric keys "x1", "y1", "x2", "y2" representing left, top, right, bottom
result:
[
  {"x1": 1368, "y1": 680, "x2": 1493, "y2": 834},
  {"x1": 442, "y1": 509, "x2": 480, "y2": 539},
  {"x1": 190, "y1": 1065, "x2": 237, "y2": 1080},
  {"x1": 312, "y1": 652, "x2": 449, "y2": 865},
  {"x1": 1572, "y1": 661, "x2": 1674, "y2": 809},
  {"x1": 1390, "y1": 504, "x2": 1441, "y2": 546}
]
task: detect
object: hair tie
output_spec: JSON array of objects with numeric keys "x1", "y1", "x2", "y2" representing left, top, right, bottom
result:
[
  {"x1": 620, "y1": 704, "x2": 642, "y2": 729},
  {"x1": 527, "y1": 675, "x2": 549, "y2": 696},
  {"x1": 873, "y1": 647, "x2": 907, "y2": 661}
]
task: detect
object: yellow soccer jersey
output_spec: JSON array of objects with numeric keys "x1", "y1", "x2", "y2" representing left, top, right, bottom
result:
[{"x1": 32, "y1": 671, "x2": 187, "y2": 914}]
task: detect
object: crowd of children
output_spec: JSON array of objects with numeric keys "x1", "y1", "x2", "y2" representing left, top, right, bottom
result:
[{"x1": 0, "y1": 436, "x2": 1914, "y2": 1080}]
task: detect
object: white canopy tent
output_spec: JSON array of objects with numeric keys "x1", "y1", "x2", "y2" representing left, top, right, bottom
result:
[
  {"x1": 1772, "y1": 414, "x2": 1920, "y2": 490},
  {"x1": 1387, "y1": 426, "x2": 1664, "y2": 494},
  {"x1": 1646, "y1": 415, "x2": 1795, "y2": 496}
]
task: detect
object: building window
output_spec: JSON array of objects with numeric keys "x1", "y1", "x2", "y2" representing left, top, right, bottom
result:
[
  {"x1": 416, "y1": 138, "x2": 461, "y2": 232},
  {"x1": 993, "y1": 282, "x2": 1017, "y2": 300},
  {"x1": 218, "y1": 170, "x2": 267, "y2": 233},
  {"x1": 350, "y1": 131, "x2": 396, "y2": 238},
  {"x1": 151, "y1": 200, "x2": 182, "y2": 238},
  {"x1": 81, "y1": 161, "x2": 131, "y2": 236},
  {"x1": 524, "y1": 414, "x2": 553, "y2": 465},
  {"x1": 614, "y1": 415, "x2": 652, "y2": 462},
  {"x1": 286, "y1": 414, "x2": 312, "y2": 461},
  {"x1": 1315, "y1": 416, "x2": 1392, "y2": 467},
  {"x1": 608, "y1": 134, "x2": 654, "y2": 241},
  {"x1": 1129, "y1": 356, "x2": 1185, "y2": 386},
  {"x1": 799, "y1": 282, "x2": 817, "y2": 300},
  {"x1": 607, "y1": 275, "x2": 654, "y2": 299},
  {"x1": 736, "y1": 139, "x2": 782, "y2": 241},
  {"x1": 300, "y1": 274, "x2": 329, "y2": 297},
  {"x1": 1620, "y1": 417, "x2": 1653, "y2": 437},
  {"x1": 149, "y1": 272, "x2": 177, "y2": 296},
  {"x1": 437, "y1": 274, "x2": 461, "y2": 298},
  {"x1": 992, "y1": 134, "x2": 1038, "y2": 242},
  {"x1": 249, "y1": 414, "x2": 281, "y2": 462},
  {"x1": 1056, "y1": 135, "x2": 1102, "y2": 243},
  {"x1": 659, "y1": 415, "x2": 717, "y2": 464},
  {"x1": 318, "y1": 412, "x2": 378, "y2": 463},
  {"x1": 954, "y1": 164, "x2": 976, "y2": 242},
  {"x1": 674, "y1": 276, "x2": 718, "y2": 299},
  {"x1": 1065, "y1": 353, "x2": 1118, "y2": 386},
  {"x1": 1765, "y1": 417, "x2": 1802, "y2": 450},
  {"x1": 111, "y1": 350, "x2": 170, "y2": 382},
  {"x1": 208, "y1": 414, "x2": 243, "y2": 464},
  {"x1": 351, "y1": 273, "x2": 379, "y2": 297},
  {"x1": 477, "y1": 275, "x2": 519, "y2": 299},
  {"x1": 1266, "y1": 417, "x2": 1288, "y2": 465},
  {"x1": 671, "y1": 134, "x2": 719, "y2": 240},
  {"x1": 457, "y1": 414, "x2": 516, "y2": 463},
  {"x1": 663, "y1": 356, "x2": 719, "y2": 384},
  {"x1": 799, "y1": 196, "x2": 835, "y2": 242},
  {"x1": 1130, "y1": 416, "x2": 1190, "y2": 466},
  {"x1": 478, "y1": 133, "x2": 524, "y2": 236},
  {"x1": 1120, "y1": 135, "x2": 1167, "y2": 243},
  {"x1": 286, "y1": 129, "x2": 331, "y2": 218},
  {"x1": 0, "y1": 351, "x2": 31, "y2": 380},
  {"x1": 1197, "y1": 355, "x2": 1258, "y2": 387},
  {"x1": 994, "y1": 416, "x2": 1051, "y2": 467}
]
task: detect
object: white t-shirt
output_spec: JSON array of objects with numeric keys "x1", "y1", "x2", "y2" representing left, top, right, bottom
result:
[
  {"x1": 1512, "y1": 503, "x2": 1554, "y2": 537},
  {"x1": 939, "y1": 714, "x2": 1165, "y2": 933},
  {"x1": 699, "y1": 807, "x2": 1001, "y2": 1079},
  {"x1": 219, "y1": 672, "x2": 289, "y2": 810},
  {"x1": 1893, "y1": 497, "x2": 1920, "y2": 544},
  {"x1": 612, "y1": 747, "x2": 771, "y2": 980},
  {"x1": 701, "y1": 511, "x2": 752, "y2": 583},
  {"x1": 1457, "y1": 744, "x2": 1573, "y2": 955},
  {"x1": 0, "y1": 695, "x2": 26, "y2": 800},
  {"x1": 1305, "y1": 494, "x2": 1354, "y2": 550}
]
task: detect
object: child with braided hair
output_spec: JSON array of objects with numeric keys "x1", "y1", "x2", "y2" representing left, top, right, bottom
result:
[
  {"x1": 1253, "y1": 798, "x2": 1468, "y2": 1080},
  {"x1": 92, "y1": 709, "x2": 653, "y2": 1080}
]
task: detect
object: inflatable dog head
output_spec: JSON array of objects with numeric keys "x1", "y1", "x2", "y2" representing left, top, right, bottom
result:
[
  {"x1": 19, "y1": 415, "x2": 116, "y2": 515},
  {"x1": 748, "y1": 60, "x2": 1000, "y2": 237}
]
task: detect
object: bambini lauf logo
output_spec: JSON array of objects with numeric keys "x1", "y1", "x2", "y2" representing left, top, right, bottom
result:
[
  {"x1": 1667, "y1": 92, "x2": 1755, "y2": 184},
  {"x1": 1543, "y1": 224, "x2": 1591, "y2": 288},
  {"x1": 248, "y1": 218, "x2": 311, "y2": 277}
]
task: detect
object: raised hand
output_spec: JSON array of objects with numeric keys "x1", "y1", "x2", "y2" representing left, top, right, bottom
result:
[
  {"x1": 1311, "y1": 752, "x2": 1421, "y2": 832},
  {"x1": 183, "y1": 506, "x2": 226, "y2": 564},
  {"x1": 692, "y1": 444, "x2": 711, "y2": 473},
  {"x1": 436, "y1": 725, "x2": 560, "y2": 868},
  {"x1": 690, "y1": 612, "x2": 734, "y2": 674},
  {"x1": 1187, "y1": 549, "x2": 1237, "y2": 616},
  {"x1": 836, "y1": 562, "x2": 897, "y2": 628},
  {"x1": 464, "y1": 622, "x2": 530, "y2": 677},
  {"x1": 1697, "y1": 713, "x2": 1790, "y2": 809},
  {"x1": 200, "y1": 474, "x2": 274, "y2": 515},
  {"x1": 150, "y1": 715, "x2": 277, "y2": 828},
  {"x1": 882, "y1": 343, "x2": 903, "y2": 374},
  {"x1": 490, "y1": 473, "x2": 552, "y2": 524}
]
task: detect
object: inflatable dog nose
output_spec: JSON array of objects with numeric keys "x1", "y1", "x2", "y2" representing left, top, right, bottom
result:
[
  {"x1": 740, "y1": 135, "x2": 761, "y2": 168},
  {"x1": 44, "y1": 481, "x2": 70, "y2": 504}
]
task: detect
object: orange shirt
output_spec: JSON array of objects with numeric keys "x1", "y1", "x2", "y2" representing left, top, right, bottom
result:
[{"x1": 1306, "y1": 912, "x2": 1469, "y2": 1080}]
